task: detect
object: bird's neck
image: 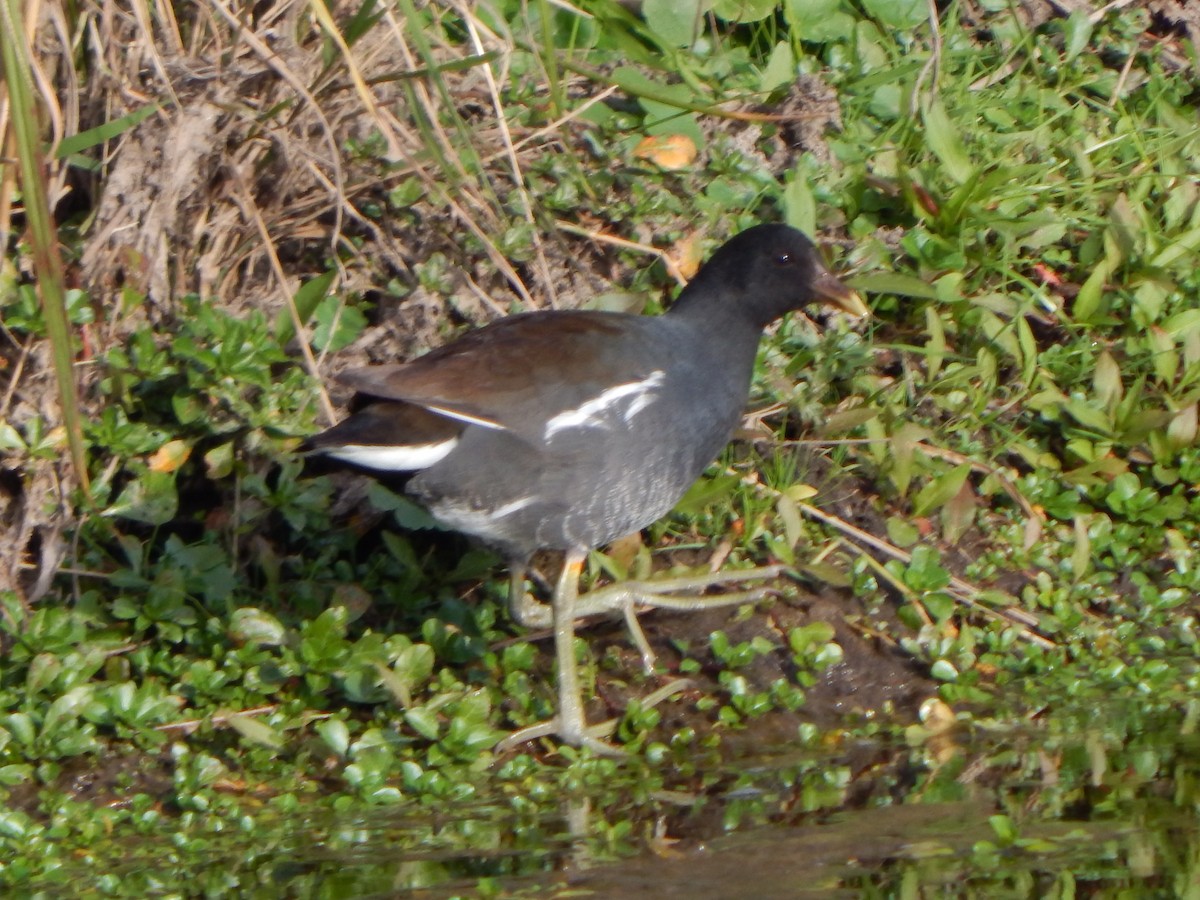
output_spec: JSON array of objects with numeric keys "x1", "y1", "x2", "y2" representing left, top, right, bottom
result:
[
  {"x1": 667, "y1": 279, "x2": 773, "y2": 336},
  {"x1": 664, "y1": 300, "x2": 767, "y2": 398}
]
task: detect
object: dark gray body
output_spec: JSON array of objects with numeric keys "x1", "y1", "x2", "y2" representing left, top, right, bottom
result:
[
  {"x1": 406, "y1": 314, "x2": 760, "y2": 558},
  {"x1": 304, "y1": 224, "x2": 861, "y2": 565}
]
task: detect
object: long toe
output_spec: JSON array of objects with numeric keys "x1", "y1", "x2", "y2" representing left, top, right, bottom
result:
[
  {"x1": 572, "y1": 564, "x2": 787, "y2": 619},
  {"x1": 494, "y1": 718, "x2": 624, "y2": 756}
]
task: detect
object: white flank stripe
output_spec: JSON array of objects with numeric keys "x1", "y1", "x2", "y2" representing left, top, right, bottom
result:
[
  {"x1": 325, "y1": 438, "x2": 458, "y2": 472},
  {"x1": 622, "y1": 370, "x2": 664, "y2": 421},
  {"x1": 431, "y1": 495, "x2": 535, "y2": 535},
  {"x1": 487, "y1": 496, "x2": 536, "y2": 519},
  {"x1": 544, "y1": 370, "x2": 665, "y2": 439},
  {"x1": 423, "y1": 404, "x2": 506, "y2": 430}
]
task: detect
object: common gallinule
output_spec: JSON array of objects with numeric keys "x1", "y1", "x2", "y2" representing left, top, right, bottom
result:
[{"x1": 304, "y1": 223, "x2": 867, "y2": 753}]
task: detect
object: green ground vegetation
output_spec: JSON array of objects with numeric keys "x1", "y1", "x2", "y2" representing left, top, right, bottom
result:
[{"x1": 2, "y1": 0, "x2": 1200, "y2": 894}]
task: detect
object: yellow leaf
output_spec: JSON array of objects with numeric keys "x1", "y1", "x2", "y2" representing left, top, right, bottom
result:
[
  {"x1": 148, "y1": 440, "x2": 191, "y2": 473},
  {"x1": 1092, "y1": 350, "x2": 1123, "y2": 412},
  {"x1": 1071, "y1": 514, "x2": 1091, "y2": 582},
  {"x1": 785, "y1": 483, "x2": 819, "y2": 502},
  {"x1": 941, "y1": 479, "x2": 976, "y2": 545},
  {"x1": 775, "y1": 493, "x2": 803, "y2": 550},
  {"x1": 633, "y1": 134, "x2": 697, "y2": 170},
  {"x1": 925, "y1": 305, "x2": 946, "y2": 381},
  {"x1": 205, "y1": 442, "x2": 235, "y2": 479},
  {"x1": 674, "y1": 234, "x2": 703, "y2": 280},
  {"x1": 919, "y1": 697, "x2": 957, "y2": 732},
  {"x1": 890, "y1": 422, "x2": 929, "y2": 496},
  {"x1": 607, "y1": 532, "x2": 644, "y2": 572},
  {"x1": 1147, "y1": 326, "x2": 1177, "y2": 384},
  {"x1": 1023, "y1": 515, "x2": 1043, "y2": 552},
  {"x1": 1168, "y1": 403, "x2": 1198, "y2": 449}
]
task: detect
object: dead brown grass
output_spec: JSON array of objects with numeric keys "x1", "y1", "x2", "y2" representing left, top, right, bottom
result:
[
  {"x1": 79, "y1": 1, "x2": 509, "y2": 324},
  {"x1": 0, "y1": 0, "x2": 620, "y2": 600}
]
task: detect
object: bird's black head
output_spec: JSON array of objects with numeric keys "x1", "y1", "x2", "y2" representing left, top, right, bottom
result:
[{"x1": 669, "y1": 223, "x2": 867, "y2": 328}]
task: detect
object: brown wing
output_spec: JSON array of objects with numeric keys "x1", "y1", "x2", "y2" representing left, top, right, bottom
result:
[
  {"x1": 335, "y1": 311, "x2": 663, "y2": 431},
  {"x1": 301, "y1": 399, "x2": 461, "y2": 453}
]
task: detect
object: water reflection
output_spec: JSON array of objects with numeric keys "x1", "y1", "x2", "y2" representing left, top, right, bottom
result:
[
  {"x1": 48, "y1": 695, "x2": 1200, "y2": 896},
  {"x1": 257, "y1": 697, "x2": 1193, "y2": 896}
]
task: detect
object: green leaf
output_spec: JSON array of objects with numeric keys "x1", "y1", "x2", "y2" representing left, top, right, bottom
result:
[
  {"x1": 796, "y1": 559, "x2": 852, "y2": 587},
  {"x1": 784, "y1": 0, "x2": 855, "y2": 42},
  {"x1": 225, "y1": 712, "x2": 284, "y2": 750},
  {"x1": 229, "y1": 608, "x2": 287, "y2": 647},
  {"x1": 1017, "y1": 315, "x2": 1038, "y2": 386},
  {"x1": 1062, "y1": 8, "x2": 1093, "y2": 62},
  {"x1": 341, "y1": 0, "x2": 385, "y2": 48},
  {"x1": 869, "y1": 84, "x2": 903, "y2": 121},
  {"x1": 930, "y1": 659, "x2": 959, "y2": 681},
  {"x1": 374, "y1": 664, "x2": 413, "y2": 707},
  {"x1": 56, "y1": 102, "x2": 161, "y2": 158},
  {"x1": 789, "y1": 622, "x2": 836, "y2": 654},
  {"x1": 0, "y1": 422, "x2": 25, "y2": 451},
  {"x1": 1163, "y1": 308, "x2": 1200, "y2": 339},
  {"x1": 641, "y1": 101, "x2": 705, "y2": 147},
  {"x1": 394, "y1": 644, "x2": 435, "y2": 692},
  {"x1": 311, "y1": 296, "x2": 368, "y2": 353},
  {"x1": 862, "y1": 0, "x2": 927, "y2": 29},
  {"x1": 42, "y1": 686, "x2": 93, "y2": 733},
  {"x1": 989, "y1": 814, "x2": 1018, "y2": 844},
  {"x1": 783, "y1": 174, "x2": 816, "y2": 236},
  {"x1": 104, "y1": 470, "x2": 179, "y2": 526},
  {"x1": 1133, "y1": 282, "x2": 1169, "y2": 325},
  {"x1": 887, "y1": 515, "x2": 921, "y2": 548},
  {"x1": 1146, "y1": 326, "x2": 1177, "y2": 383},
  {"x1": 904, "y1": 545, "x2": 951, "y2": 592},
  {"x1": 612, "y1": 66, "x2": 696, "y2": 107},
  {"x1": 713, "y1": 0, "x2": 776, "y2": 24},
  {"x1": 775, "y1": 492, "x2": 803, "y2": 551},
  {"x1": 1062, "y1": 399, "x2": 1113, "y2": 435},
  {"x1": 1073, "y1": 256, "x2": 1113, "y2": 324},
  {"x1": 613, "y1": 67, "x2": 708, "y2": 148},
  {"x1": 404, "y1": 706, "x2": 441, "y2": 741},
  {"x1": 760, "y1": 41, "x2": 796, "y2": 93},
  {"x1": 643, "y1": 0, "x2": 707, "y2": 47},
  {"x1": 172, "y1": 391, "x2": 205, "y2": 426},
  {"x1": 276, "y1": 270, "x2": 337, "y2": 345},
  {"x1": 316, "y1": 718, "x2": 351, "y2": 757},
  {"x1": 1167, "y1": 404, "x2": 1197, "y2": 450},
  {"x1": 675, "y1": 470, "x2": 740, "y2": 514},
  {"x1": 0, "y1": 808, "x2": 31, "y2": 839},
  {"x1": 0, "y1": 766, "x2": 33, "y2": 789},
  {"x1": 923, "y1": 592, "x2": 956, "y2": 623},
  {"x1": 922, "y1": 98, "x2": 974, "y2": 185},
  {"x1": 849, "y1": 272, "x2": 937, "y2": 299},
  {"x1": 367, "y1": 482, "x2": 442, "y2": 530},
  {"x1": 913, "y1": 463, "x2": 972, "y2": 517},
  {"x1": 1150, "y1": 226, "x2": 1200, "y2": 270}
]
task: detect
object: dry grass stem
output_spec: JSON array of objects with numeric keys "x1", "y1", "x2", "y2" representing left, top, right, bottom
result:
[
  {"x1": 554, "y1": 220, "x2": 690, "y2": 287},
  {"x1": 796, "y1": 501, "x2": 1054, "y2": 647}
]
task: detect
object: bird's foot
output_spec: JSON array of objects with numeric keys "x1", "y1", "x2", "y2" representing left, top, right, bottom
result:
[
  {"x1": 494, "y1": 679, "x2": 692, "y2": 757},
  {"x1": 575, "y1": 564, "x2": 788, "y2": 672},
  {"x1": 508, "y1": 589, "x2": 553, "y2": 629},
  {"x1": 576, "y1": 564, "x2": 787, "y2": 614},
  {"x1": 495, "y1": 715, "x2": 623, "y2": 757},
  {"x1": 509, "y1": 564, "x2": 787, "y2": 653}
]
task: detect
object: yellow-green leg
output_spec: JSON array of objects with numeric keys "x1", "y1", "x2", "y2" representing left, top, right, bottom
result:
[{"x1": 495, "y1": 553, "x2": 785, "y2": 754}]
